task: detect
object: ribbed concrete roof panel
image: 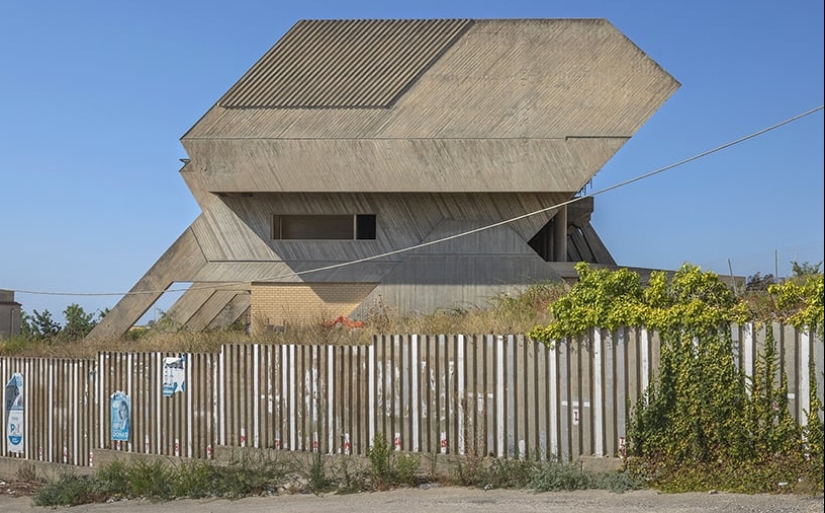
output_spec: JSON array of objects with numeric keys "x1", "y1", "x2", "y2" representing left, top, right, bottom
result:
[
  {"x1": 188, "y1": 19, "x2": 677, "y2": 140},
  {"x1": 219, "y1": 19, "x2": 472, "y2": 108}
]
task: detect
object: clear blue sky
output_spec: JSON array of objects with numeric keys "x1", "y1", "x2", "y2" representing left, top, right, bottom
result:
[{"x1": 1, "y1": 0, "x2": 823, "y2": 324}]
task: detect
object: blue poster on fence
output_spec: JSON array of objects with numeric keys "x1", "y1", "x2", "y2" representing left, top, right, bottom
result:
[
  {"x1": 110, "y1": 391, "x2": 131, "y2": 442},
  {"x1": 162, "y1": 355, "x2": 186, "y2": 397},
  {"x1": 4, "y1": 373, "x2": 24, "y2": 453}
]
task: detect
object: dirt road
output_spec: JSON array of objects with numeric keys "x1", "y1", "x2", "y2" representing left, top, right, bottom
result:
[{"x1": 1, "y1": 488, "x2": 822, "y2": 513}]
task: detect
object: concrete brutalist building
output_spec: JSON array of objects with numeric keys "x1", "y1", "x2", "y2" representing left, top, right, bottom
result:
[{"x1": 89, "y1": 18, "x2": 679, "y2": 339}]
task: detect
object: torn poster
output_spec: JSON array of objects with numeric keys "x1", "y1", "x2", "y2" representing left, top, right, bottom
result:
[{"x1": 162, "y1": 355, "x2": 186, "y2": 397}]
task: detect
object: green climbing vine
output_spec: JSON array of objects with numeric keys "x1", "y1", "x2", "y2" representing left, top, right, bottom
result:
[
  {"x1": 769, "y1": 272, "x2": 825, "y2": 485},
  {"x1": 529, "y1": 263, "x2": 646, "y2": 340},
  {"x1": 530, "y1": 262, "x2": 823, "y2": 492},
  {"x1": 769, "y1": 272, "x2": 824, "y2": 338}
]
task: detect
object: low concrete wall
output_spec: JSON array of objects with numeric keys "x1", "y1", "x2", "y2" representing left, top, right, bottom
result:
[
  {"x1": 2, "y1": 447, "x2": 622, "y2": 489},
  {"x1": 0, "y1": 457, "x2": 94, "y2": 483}
]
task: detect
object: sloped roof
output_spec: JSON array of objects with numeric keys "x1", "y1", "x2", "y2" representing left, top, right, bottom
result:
[
  {"x1": 181, "y1": 18, "x2": 679, "y2": 198},
  {"x1": 219, "y1": 19, "x2": 472, "y2": 109},
  {"x1": 187, "y1": 19, "x2": 678, "y2": 141}
]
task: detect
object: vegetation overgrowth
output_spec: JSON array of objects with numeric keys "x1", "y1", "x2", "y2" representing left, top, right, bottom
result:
[
  {"x1": 0, "y1": 281, "x2": 567, "y2": 358},
  {"x1": 530, "y1": 261, "x2": 824, "y2": 494},
  {"x1": 2, "y1": 261, "x2": 819, "y2": 359},
  {"x1": 30, "y1": 437, "x2": 642, "y2": 507}
]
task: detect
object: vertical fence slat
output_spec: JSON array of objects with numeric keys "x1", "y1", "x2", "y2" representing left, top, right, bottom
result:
[
  {"x1": 616, "y1": 328, "x2": 627, "y2": 457},
  {"x1": 524, "y1": 336, "x2": 536, "y2": 460},
  {"x1": 604, "y1": 329, "x2": 616, "y2": 458},
  {"x1": 495, "y1": 335, "x2": 505, "y2": 458},
  {"x1": 511, "y1": 334, "x2": 522, "y2": 459},
  {"x1": 447, "y1": 334, "x2": 456, "y2": 455},
  {"x1": 782, "y1": 324, "x2": 799, "y2": 421},
  {"x1": 505, "y1": 335, "x2": 515, "y2": 458},
  {"x1": 558, "y1": 339, "x2": 571, "y2": 460},
  {"x1": 410, "y1": 337, "x2": 419, "y2": 453},
  {"x1": 593, "y1": 329, "x2": 603, "y2": 457},
  {"x1": 457, "y1": 334, "x2": 465, "y2": 456}
]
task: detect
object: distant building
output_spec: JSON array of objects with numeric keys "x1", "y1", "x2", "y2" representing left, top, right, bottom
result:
[
  {"x1": 0, "y1": 289, "x2": 21, "y2": 339},
  {"x1": 89, "y1": 18, "x2": 679, "y2": 339}
]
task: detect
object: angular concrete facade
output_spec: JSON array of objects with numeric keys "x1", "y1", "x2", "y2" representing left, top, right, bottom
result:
[{"x1": 89, "y1": 18, "x2": 678, "y2": 339}]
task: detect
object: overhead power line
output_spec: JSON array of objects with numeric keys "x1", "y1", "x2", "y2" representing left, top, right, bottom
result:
[{"x1": 13, "y1": 104, "x2": 825, "y2": 298}]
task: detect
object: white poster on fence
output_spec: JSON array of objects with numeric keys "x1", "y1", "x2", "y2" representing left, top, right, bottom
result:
[
  {"x1": 4, "y1": 373, "x2": 24, "y2": 453},
  {"x1": 162, "y1": 355, "x2": 186, "y2": 396}
]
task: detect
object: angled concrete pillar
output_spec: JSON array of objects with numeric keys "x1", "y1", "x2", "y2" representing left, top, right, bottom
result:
[
  {"x1": 206, "y1": 293, "x2": 251, "y2": 330},
  {"x1": 164, "y1": 284, "x2": 220, "y2": 327},
  {"x1": 186, "y1": 288, "x2": 250, "y2": 332},
  {"x1": 87, "y1": 227, "x2": 208, "y2": 341},
  {"x1": 552, "y1": 205, "x2": 568, "y2": 262},
  {"x1": 580, "y1": 223, "x2": 616, "y2": 265}
]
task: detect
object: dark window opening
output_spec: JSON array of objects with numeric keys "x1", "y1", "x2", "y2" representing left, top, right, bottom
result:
[
  {"x1": 272, "y1": 214, "x2": 376, "y2": 240},
  {"x1": 528, "y1": 221, "x2": 555, "y2": 262},
  {"x1": 355, "y1": 214, "x2": 376, "y2": 240}
]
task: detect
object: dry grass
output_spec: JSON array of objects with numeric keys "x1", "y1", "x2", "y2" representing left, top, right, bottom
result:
[{"x1": 0, "y1": 281, "x2": 567, "y2": 359}]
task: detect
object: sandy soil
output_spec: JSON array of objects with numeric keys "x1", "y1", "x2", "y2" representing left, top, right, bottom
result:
[{"x1": 1, "y1": 487, "x2": 822, "y2": 513}]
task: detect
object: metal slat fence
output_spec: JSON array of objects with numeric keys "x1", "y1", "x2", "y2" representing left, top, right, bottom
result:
[{"x1": 1, "y1": 323, "x2": 822, "y2": 466}]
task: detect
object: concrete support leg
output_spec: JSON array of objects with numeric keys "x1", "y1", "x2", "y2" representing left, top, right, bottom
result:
[
  {"x1": 186, "y1": 287, "x2": 250, "y2": 332},
  {"x1": 164, "y1": 285, "x2": 220, "y2": 328},
  {"x1": 86, "y1": 227, "x2": 208, "y2": 341},
  {"x1": 552, "y1": 205, "x2": 568, "y2": 262},
  {"x1": 580, "y1": 222, "x2": 616, "y2": 265},
  {"x1": 207, "y1": 293, "x2": 251, "y2": 330}
]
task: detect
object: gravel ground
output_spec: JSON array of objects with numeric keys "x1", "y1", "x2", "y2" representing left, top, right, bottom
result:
[{"x1": 1, "y1": 488, "x2": 822, "y2": 513}]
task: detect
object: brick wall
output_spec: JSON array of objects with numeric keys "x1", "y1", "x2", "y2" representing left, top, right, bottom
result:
[{"x1": 251, "y1": 282, "x2": 377, "y2": 330}]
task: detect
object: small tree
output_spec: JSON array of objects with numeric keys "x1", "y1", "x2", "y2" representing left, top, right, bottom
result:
[
  {"x1": 791, "y1": 260, "x2": 822, "y2": 279},
  {"x1": 62, "y1": 303, "x2": 98, "y2": 341},
  {"x1": 21, "y1": 309, "x2": 62, "y2": 339},
  {"x1": 745, "y1": 272, "x2": 775, "y2": 291}
]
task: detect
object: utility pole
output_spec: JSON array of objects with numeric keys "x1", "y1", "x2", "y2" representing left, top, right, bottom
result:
[
  {"x1": 728, "y1": 259, "x2": 738, "y2": 295},
  {"x1": 775, "y1": 249, "x2": 779, "y2": 281}
]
